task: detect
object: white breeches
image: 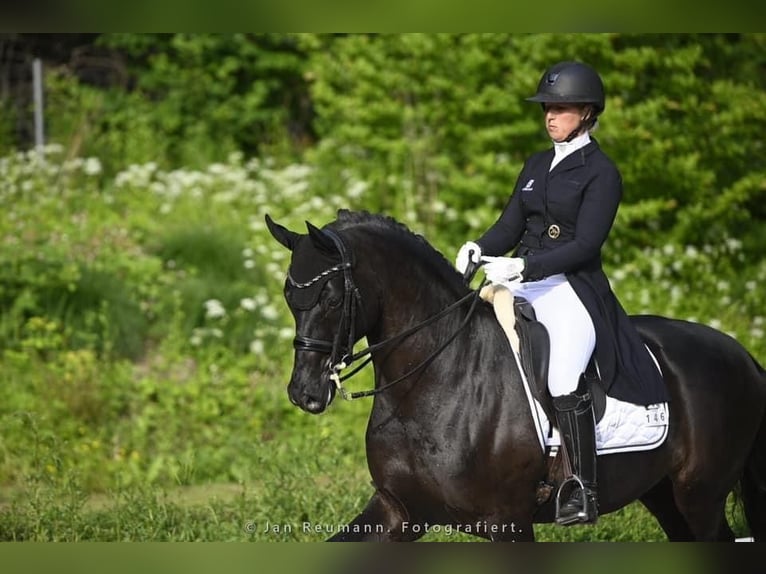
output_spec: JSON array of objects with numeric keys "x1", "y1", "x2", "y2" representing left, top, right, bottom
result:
[{"x1": 505, "y1": 274, "x2": 596, "y2": 397}]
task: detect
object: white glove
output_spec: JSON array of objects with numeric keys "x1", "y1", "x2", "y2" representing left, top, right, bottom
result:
[
  {"x1": 481, "y1": 256, "x2": 525, "y2": 284},
  {"x1": 455, "y1": 241, "x2": 482, "y2": 275}
]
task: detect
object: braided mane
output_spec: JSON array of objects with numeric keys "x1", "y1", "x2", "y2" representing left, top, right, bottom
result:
[{"x1": 329, "y1": 209, "x2": 459, "y2": 279}]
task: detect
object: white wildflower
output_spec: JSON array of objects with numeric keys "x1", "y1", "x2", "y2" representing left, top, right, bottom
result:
[
  {"x1": 249, "y1": 339, "x2": 265, "y2": 354},
  {"x1": 208, "y1": 163, "x2": 227, "y2": 175},
  {"x1": 279, "y1": 327, "x2": 294, "y2": 339},
  {"x1": 240, "y1": 298, "x2": 256, "y2": 312},
  {"x1": 64, "y1": 158, "x2": 83, "y2": 172},
  {"x1": 43, "y1": 143, "x2": 64, "y2": 155},
  {"x1": 261, "y1": 305, "x2": 279, "y2": 321},
  {"x1": 725, "y1": 237, "x2": 742, "y2": 252},
  {"x1": 347, "y1": 180, "x2": 368, "y2": 199},
  {"x1": 83, "y1": 157, "x2": 102, "y2": 176},
  {"x1": 150, "y1": 181, "x2": 167, "y2": 195},
  {"x1": 204, "y1": 299, "x2": 226, "y2": 319}
]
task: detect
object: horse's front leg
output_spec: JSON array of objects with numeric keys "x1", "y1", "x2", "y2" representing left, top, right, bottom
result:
[{"x1": 327, "y1": 489, "x2": 417, "y2": 542}]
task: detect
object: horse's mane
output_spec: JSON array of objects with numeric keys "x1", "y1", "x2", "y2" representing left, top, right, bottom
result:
[{"x1": 329, "y1": 209, "x2": 463, "y2": 286}]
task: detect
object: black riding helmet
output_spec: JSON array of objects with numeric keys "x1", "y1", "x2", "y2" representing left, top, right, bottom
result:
[{"x1": 526, "y1": 61, "x2": 605, "y2": 115}]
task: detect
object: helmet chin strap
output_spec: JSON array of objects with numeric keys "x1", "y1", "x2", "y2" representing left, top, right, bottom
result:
[
  {"x1": 563, "y1": 107, "x2": 594, "y2": 142},
  {"x1": 563, "y1": 127, "x2": 582, "y2": 143}
]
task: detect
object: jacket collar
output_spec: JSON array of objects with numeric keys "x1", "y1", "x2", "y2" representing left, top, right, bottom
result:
[{"x1": 548, "y1": 138, "x2": 599, "y2": 175}]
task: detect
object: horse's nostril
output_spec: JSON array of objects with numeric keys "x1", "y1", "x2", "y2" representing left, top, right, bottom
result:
[
  {"x1": 288, "y1": 385, "x2": 301, "y2": 407},
  {"x1": 303, "y1": 396, "x2": 326, "y2": 414}
]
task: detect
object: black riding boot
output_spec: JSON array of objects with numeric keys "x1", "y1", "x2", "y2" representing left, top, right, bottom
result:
[{"x1": 553, "y1": 379, "x2": 598, "y2": 525}]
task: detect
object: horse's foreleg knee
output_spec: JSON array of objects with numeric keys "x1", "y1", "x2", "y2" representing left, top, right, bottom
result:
[{"x1": 327, "y1": 489, "x2": 412, "y2": 542}]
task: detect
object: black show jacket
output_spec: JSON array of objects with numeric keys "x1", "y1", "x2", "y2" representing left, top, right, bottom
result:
[{"x1": 476, "y1": 139, "x2": 667, "y2": 405}]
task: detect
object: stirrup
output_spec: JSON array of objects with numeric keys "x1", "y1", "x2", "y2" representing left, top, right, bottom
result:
[{"x1": 555, "y1": 475, "x2": 598, "y2": 525}]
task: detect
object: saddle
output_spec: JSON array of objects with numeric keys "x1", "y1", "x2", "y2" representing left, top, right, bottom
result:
[{"x1": 480, "y1": 285, "x2": 607, "y2": 423}]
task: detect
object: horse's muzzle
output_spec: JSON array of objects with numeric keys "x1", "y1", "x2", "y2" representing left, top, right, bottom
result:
[{"x1": 288, "y1": 377, "x2": 336, "y2": 414}]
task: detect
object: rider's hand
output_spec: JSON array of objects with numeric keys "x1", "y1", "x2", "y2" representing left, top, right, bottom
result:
[
  {"x1": 481, "y1": 256, "x2": 525, "y2": 284},
  {"x1": 455, "y1": 241, "x2": 482, "y2": 275}
]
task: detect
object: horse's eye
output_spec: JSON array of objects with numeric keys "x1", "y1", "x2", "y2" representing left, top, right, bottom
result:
[{"x1": 326, "y1": 294, "x2": 342, "y2": 308}]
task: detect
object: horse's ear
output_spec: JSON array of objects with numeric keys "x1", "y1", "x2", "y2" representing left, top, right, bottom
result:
[
  {"x1": 306, "y1": 221, "x2": 338, "y2": 255},
  {"x1": 265, "y1": 214, "x2": 300, "y2": 251}
]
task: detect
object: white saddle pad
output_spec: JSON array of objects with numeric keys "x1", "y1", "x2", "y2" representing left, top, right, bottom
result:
[
  {"x1": 511, "y1": 348, "x2": 670, "y2": 456},
  {"x1": 538, "y1": 397, "x2": 669, "y2": 456}
]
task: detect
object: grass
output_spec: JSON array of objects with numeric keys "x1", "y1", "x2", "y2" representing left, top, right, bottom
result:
[
  {"x1": 1, "y1": 478, "x2": 748, "y2": 542},
  {"x1": 0, "y1": 395, "x2": 751, "y2": 543}
]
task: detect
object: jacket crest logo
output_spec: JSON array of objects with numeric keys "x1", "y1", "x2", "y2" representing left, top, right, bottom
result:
[{"x1": 521, "y1": 179, "x2": 535, "y2": 192}]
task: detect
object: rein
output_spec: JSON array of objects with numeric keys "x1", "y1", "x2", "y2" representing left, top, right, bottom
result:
[
  {"x1": 334, "y1": 288, "x2": 481, "y2": 400},
  {"x1": 289, "y1": 229, "x2": 483, "y2": 401}
]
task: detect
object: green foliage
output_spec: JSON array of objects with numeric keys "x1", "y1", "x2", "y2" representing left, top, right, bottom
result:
[
  {"x1": 19, "y1": 33, "x2": 766, "y2": 250},
  {"x1": 308, "y1": 33, "x2": 766, "y2": 251},
  {"x1": 41, "y1": 34, "x2": 311, "y2": 174},
  {"x1": 307, "y1": 33, "x2": 535, "y2": 239},
  {"x1": 43, "y1": 70, "x2": 162, "y2": 176},
  {"x1": 0, "y1": 146, "x2": 159, "y2": 360}
]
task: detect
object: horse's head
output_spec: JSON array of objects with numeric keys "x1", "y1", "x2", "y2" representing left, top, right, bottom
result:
[{"x1": 266, "y1": 214, "x2": 369, "y2": 414}]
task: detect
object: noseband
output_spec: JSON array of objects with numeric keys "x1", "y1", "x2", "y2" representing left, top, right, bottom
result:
[{"x1": 288, "y1": 228, "x2": 482, "y2": 400}]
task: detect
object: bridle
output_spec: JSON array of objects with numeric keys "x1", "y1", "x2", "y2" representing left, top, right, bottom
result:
[
  {"x1": 288, "y1": 228, "x2": 482, "y2": 400},
  {"x1": 289, "y1": 228, "x2": 362, "y2": 386}
]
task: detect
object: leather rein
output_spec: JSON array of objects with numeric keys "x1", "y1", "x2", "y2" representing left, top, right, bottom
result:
[{"x1": 288, "y1": 228, "x2": 483, "y2": 400}]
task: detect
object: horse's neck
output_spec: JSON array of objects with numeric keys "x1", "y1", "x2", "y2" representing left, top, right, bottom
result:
[
  {"x1": 366, "y1": 269, "x2": 527, "y2": 407},
  {"x1": 370, "y1": 268, "x2": 465, "y2": 343}
]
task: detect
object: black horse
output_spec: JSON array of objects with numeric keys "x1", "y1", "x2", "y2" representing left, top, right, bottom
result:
[{"x1": 266, "y1": 209, "x2": 766, "y2": 542}]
